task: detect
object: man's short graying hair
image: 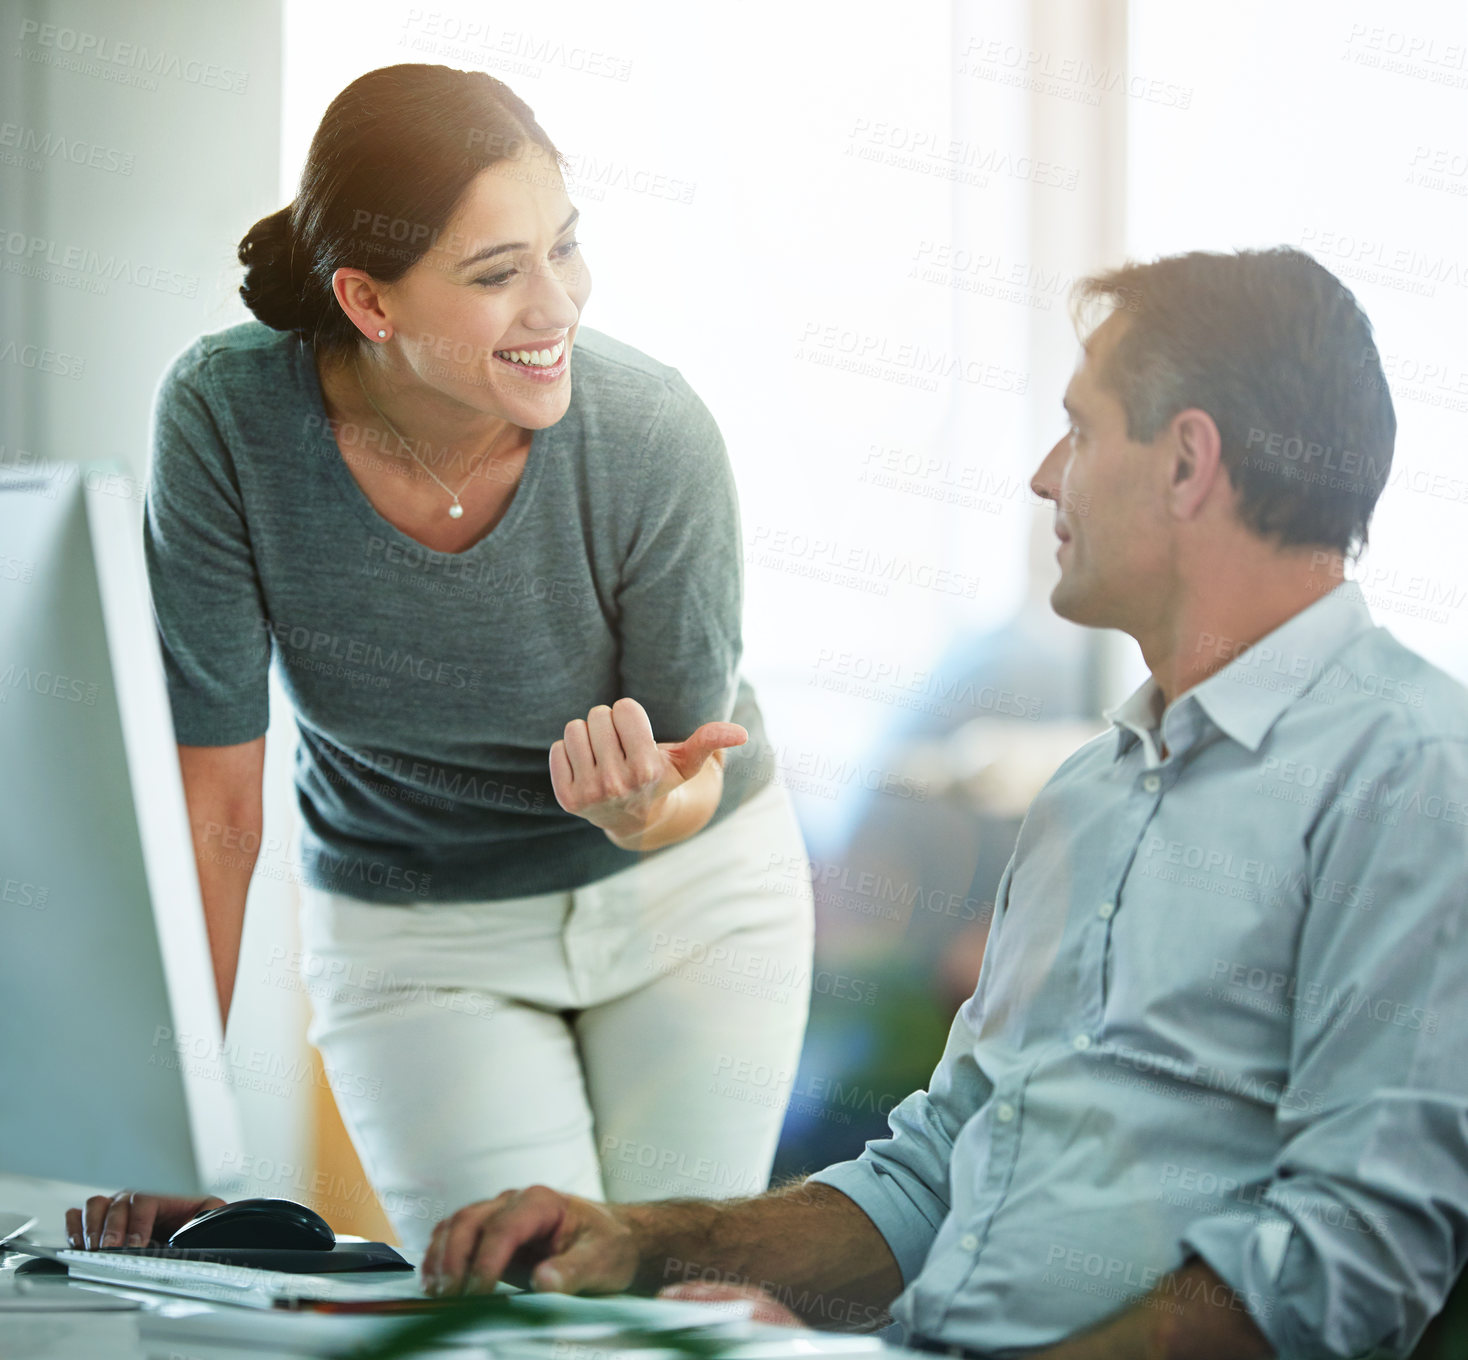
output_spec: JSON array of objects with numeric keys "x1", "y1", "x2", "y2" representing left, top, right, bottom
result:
[{"x1": 1070, "y1": 247, "x2": 1396, "y2": 559}]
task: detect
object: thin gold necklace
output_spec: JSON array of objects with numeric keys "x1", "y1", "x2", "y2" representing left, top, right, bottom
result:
[{"x1": 352, "y1": 354, "x2": 491, "y2": 520}]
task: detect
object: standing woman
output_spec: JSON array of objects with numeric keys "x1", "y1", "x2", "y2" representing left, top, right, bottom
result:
[{"x1": 143, "y1": 64, "x2": 814, "y2": 1250}]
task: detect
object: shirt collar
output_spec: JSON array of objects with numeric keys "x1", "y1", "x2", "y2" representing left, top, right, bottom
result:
[
  {"x1": 1108, "y1": 680, "x2": 1168, "y2": 766},
  {"x1": 1105, "y1": 581, "x2": 1375, "y2": 763}
]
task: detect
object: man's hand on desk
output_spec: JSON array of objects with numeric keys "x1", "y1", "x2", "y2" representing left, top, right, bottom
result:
[
  {"x1": 421, "y1": 1185, "x2": 637, "y2": 1297},
  {"x1": 421, "y1": 1188, "x2": 809, "y2": 1325},
  {"x1": 425, "y1": 1179, "x2": 900, "y2": 1333},
  {"x1": 65, "y1": 1190, "x2": 226, "y2": 1249}
]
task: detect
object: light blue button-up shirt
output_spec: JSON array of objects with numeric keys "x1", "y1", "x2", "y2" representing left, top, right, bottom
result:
[{"x1": 811, "y1": 583, "x2": 1468, "y2": 1359}]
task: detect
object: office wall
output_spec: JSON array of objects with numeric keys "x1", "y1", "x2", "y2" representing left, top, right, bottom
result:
[
  {"x1": 1, "y1": 0, "x2": 278, "y2": 478},
  {"x1": 0, "y1": 0, "x2": 313, "y2": 1199},
  {"x1": 1126, "y1": 0, "x2": 1468, "y2": 686}
]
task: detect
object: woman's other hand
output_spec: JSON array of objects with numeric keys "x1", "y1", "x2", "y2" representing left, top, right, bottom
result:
[
  {"x1": 66, "y1": 1190, "x2": 227, "y2": 1249},
  {"x1": 658, "y1": 1280, "x2": 808, "y2": 1327}
]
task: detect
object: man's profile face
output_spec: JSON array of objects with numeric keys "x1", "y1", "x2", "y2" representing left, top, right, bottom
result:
[{"x1": 1029, "y1": 313, "x2": 1173, "y2": 634}]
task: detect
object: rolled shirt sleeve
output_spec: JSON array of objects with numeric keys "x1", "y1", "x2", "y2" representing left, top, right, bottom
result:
[
  {"x1": 809, "y1": 856, "x2": 1015, "y2": 1285},
  {"x1": 1181, "y1": 737, "x2": 1468, "y2": 1359},
  {"x1": 143, "y1": 344, "x2": 272, "y2": 746}
]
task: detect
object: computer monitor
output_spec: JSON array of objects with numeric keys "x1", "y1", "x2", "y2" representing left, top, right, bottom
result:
[{"x1": 0, "y1": 462, "x2": 245, "y2": 1196}]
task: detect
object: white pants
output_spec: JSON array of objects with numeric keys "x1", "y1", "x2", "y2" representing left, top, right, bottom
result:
[{"x1": 298, "y1": 781, "x2": 815, "y2": 1251}]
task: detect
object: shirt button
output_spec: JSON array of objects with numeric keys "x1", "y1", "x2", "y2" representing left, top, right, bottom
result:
[
  {"x1": 995, "y1": 1101, "x2": 1016, "y2": 1123},
  {"x1": 959, "y1": 1233, "x2": 979, "y2": 1251},
  {"x1": 1097, "y1": 901, "x2": 1115, "y2": 920},
  {"x1": 1073, "y1": 1034, "x2": 1092, "y2": 1052},
  {"x1": 1142, "y1": 774, "x2": 1161, "y2": 793}
]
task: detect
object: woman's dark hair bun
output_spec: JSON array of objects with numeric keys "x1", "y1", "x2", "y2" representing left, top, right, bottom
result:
[
  {"x1": 235, "y1": 65, "x2": 565, "y2": 355},
  {"x1": 237, "y1": 205, "x2": 316, "y2": 335}
]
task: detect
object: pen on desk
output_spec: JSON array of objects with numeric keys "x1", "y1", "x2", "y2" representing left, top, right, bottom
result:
[{"x1": 276, "y1": 1296, "x2": 442, "y2": 1313}]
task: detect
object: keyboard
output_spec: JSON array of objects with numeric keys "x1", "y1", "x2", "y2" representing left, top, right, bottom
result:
[{"x1": 50, "y1": 1248, "x2": 427, "y2": 1308}]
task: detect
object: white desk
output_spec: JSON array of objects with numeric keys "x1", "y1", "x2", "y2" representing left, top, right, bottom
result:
[{"x1": 1, "y1": 1172, "x2": 900, "y2": 1360}]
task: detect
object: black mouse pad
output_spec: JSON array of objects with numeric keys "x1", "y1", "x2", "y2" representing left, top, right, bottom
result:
[{"x1": 98, "y1": 1242, "x2": 412, "y2": 1273}]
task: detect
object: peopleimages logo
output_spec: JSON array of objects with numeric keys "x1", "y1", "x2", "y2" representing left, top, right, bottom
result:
[
  {"x1": 1207, "y1": 960, "x2": 1438, "y2": 1034},
  {"x1": 15, "y1": 19, "x2": 249, "y2": 93},
  {"x1": 331, "y1": 744, "x2": 547, "y2": 814},
  {"x1": 0, "y1": 227, "x2": 197, "y2": 294},
  {"x1": 0, "y1": 122, "x2": 134, "y2": 175},
  {"x1": 0, "y1": 338, "x2": 83, "y2": 378},
  {"x1": 309, "y1": 847, "x2": 432, "y2": 897},
  {"x1": 1139, "y1": 835, "x2": 1376, "y2": 910},
  {"x1": 259, "y1": 618, "x2": 480, "y2": 690}
]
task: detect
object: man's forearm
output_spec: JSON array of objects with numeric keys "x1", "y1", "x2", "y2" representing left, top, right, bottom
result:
[
  {"x1": 615, "y1": 1180, "x2": 904, "y2": 1331},
  {"x1": 1035, "y1": 1259, "x2": 1272, "y2": 1360}
]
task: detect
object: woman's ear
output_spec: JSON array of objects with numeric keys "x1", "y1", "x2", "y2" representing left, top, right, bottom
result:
[{"x1": 331, "y1": 267, "x2": 390, "y2": 343}]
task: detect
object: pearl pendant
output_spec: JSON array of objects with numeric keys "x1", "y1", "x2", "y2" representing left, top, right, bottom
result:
[{"x1": 448, "y1": 501, "x2": 464, "y2": 519}]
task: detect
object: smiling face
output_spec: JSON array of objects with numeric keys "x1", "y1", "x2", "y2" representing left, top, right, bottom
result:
[
  {"x1": 1029, "y1": 313, "x2": 1177, "y2": 633},
  {"x1": 372, "y1": 143, "x2": 592, "y2": 430}
]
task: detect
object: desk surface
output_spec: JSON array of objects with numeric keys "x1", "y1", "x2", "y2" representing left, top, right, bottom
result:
[{"x1": 0, "y1": 1171, "x2": 900, "y2": 1360}]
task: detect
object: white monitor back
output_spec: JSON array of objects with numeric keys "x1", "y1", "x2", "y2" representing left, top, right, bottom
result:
[{"x1": 0, "y1": 464, "x2": 246, "y2": 1197}]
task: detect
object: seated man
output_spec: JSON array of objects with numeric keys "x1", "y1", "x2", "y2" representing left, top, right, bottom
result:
[
  {"x1": 415, "y1": 247, "x2": 1468, "y2": 1360},
  {"x1": 74, "y1": 247, "x2": 1468, "y2": 1360}
]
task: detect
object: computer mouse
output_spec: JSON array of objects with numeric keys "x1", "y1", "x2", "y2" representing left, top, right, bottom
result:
[
  {"x1": 168, "y1": 1198, "x2": 335, "y2": 1251},
  {"x1": 14, "y1": 1256, "x2": 68, "y2": 1274}
]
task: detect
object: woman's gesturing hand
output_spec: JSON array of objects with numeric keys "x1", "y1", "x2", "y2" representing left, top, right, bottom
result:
[
  {"x1": 421, "y1": 1186, "x2": 639, "y2": 1297},
  {"x1": 550, "y1": 697, "x2": 746, "y2": 842}
]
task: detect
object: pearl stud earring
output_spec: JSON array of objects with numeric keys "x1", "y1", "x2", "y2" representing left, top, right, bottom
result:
[{"x1": 377, "y1": 329, "x2": 387, "y2": 339}]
